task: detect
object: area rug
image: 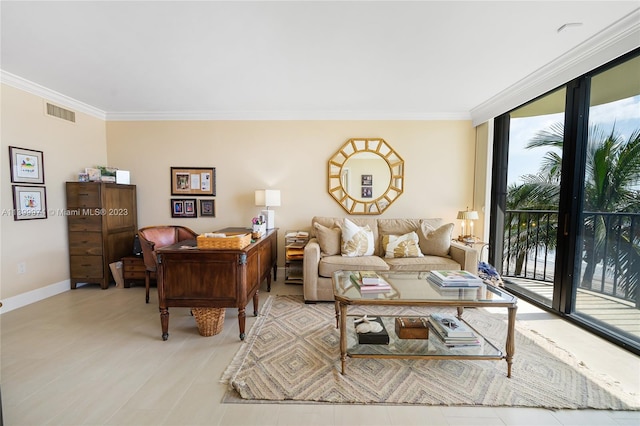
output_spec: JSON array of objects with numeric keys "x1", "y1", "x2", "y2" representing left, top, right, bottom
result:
[{"x1": 220, "y1": 295, "x2": 639, "y2": 409}]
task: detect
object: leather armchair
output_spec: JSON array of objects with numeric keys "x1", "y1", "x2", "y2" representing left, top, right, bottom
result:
[{"x1": 138, "y1": 225, "x2": 198, "y2": 303}]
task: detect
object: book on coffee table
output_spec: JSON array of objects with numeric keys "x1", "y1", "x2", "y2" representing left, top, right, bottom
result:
[{"x1": 428, "y1": 270, "x2": 483, "y2": 287}]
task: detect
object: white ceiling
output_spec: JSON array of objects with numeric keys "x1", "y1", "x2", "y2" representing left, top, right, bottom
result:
[{"x1": 1, "y1": 1, "x2": 639, "y2": 122}]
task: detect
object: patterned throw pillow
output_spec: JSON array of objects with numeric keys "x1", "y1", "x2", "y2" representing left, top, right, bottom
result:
[
  {"x1": 418, "y1": 223, "x2": 454, "y2": 257},
  {"x1": 313, "y1": 222, "x2": 341, "y2": 255},
  {"x1": 382, "y1": 232, "x2": 424, "y2": 258},
  {"x1": 341, "y1": 218, "x2": 375, "y2": 257}
]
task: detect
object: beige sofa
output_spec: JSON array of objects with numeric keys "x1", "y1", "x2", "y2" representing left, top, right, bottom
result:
[{"x1": 303, "y1": 217, "x2": 478, "y2": 302}]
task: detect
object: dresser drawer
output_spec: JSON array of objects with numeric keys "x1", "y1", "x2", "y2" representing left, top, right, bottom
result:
[
  {"x1": 70, "y1": 255, "x2": 103, "y2": 278},
  {"x1": 68, "y1": 214, "x2": 102, "y2": 232},
  {"x1": 66, "y1": 183, "x2": 100, "y2": 207},
  {"x1": 69, "y1": 232, "x2": 103, "y2": 255}
]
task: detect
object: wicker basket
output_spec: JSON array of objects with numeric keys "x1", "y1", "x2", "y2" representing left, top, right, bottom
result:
[
  {"x1": 192, "y1": 308, "x2": 225, "y2": 336},
  {"x1": 197, "y1": 233, "x2": 251, "y2": 250}
]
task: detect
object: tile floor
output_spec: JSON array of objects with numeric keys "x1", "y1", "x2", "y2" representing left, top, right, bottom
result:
[{"x1": 1, "y1": 275, "x2": 638, "y2": 426}]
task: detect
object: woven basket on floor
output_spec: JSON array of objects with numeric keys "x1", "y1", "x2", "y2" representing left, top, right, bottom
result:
[{"x1": 192, "y1": 308, "x2": 225, "y2": 336}]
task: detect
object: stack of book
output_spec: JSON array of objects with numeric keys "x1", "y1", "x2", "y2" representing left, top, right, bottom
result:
[
  {"x1": 428, "y1": 270, "x2": 483, "y2": 287},
  {"x1": 428, "y1": 313, "x2": 480, "y2": 347},
  {"x1": 350, "y1": 271, "x2": 392, "y2": 293}
]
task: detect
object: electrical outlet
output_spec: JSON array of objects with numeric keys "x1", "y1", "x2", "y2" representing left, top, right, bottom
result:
[{"x1": 17, "y1": 262, "x2": 26, "y2": 274}]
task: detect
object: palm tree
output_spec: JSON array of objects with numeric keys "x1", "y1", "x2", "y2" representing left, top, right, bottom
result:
[{"x1": 508, "y1": 123, "x2": 640, "y2": 299}]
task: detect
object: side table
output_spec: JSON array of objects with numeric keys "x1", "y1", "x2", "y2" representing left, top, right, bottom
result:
[
  {"x1": 121, "y1": 255, "x2": 152, "y2": 288},
  {"x1": 285, "y1": 230, "x2": 309, "y2": 284}
]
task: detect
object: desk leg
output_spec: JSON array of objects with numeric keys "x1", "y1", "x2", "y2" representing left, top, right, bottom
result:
[
  {"x1": 339, "y1": 302, "x2": 347, "y2": 375},
  {"x1": 253, "y1": 291, "x2": 259, "y2": 316},
  {"x1": 160, "y1": 307, "x2": 169, "y2": 341},
  {"x1": 238, "y1": 307, "x2": 246, "y2": 340},
  {"x1": 272, "y1": 263, "x2": 277, "y2": 282},
  {"x1": 505, "y1": 305, "x2": 517, "y2": 378}
]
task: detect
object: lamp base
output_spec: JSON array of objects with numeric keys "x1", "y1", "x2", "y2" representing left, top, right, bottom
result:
[{"x1": 261, "y1": 209, "x2": 275, "y2": 229}]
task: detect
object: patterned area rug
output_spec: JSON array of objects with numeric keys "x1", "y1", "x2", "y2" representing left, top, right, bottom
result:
[{"x1": 220, "y1": 295, "x2": 639, "y2": 409}]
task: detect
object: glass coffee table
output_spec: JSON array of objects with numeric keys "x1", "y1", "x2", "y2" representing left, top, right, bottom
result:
[{"x1": 333, "y1": 270, "x2": 518, "y2": 376}]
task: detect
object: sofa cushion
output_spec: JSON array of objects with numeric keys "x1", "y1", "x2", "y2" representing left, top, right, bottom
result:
[
  {"x1": 385, "y1": 255, "x2": 462, "y2": 272},
  {"x1": 418, "y1": 222, "x2": 454, "y2": 257},
  {"x1": 377, "y1": 218, "x2": 442, "y2": 254},
  {"x1": 313, "y1": 222, "x2": 341, "y2": 255},
  {"x1": 382, "y1": 232, "x2": 424, "y2": 258},
  {"x1": 318, "y1": 255, "x2": 389, "y2": 278},
  {"x1": 341, "y1": 218, "x2": 375, "y2": 257}
]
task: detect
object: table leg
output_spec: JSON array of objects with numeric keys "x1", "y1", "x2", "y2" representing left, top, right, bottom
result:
[
  {"x1": 253, "y1": 291, "x2": 259, "y2": 316},
  {"x1": 505, "y1": 305, "x2": 517, "y2": 378},
  {"x1": 334, "y1": 300, "x2": 339, "y2": 329},
  {"x1": 160, "y1": 307, "x2": 169, "y2": 341},
  {"x1": 238, "y1": 306, "x2": 246, "y2": 340},
  {"x1": 456, "y1": 306, "x2": 464, "y2": 319},
  {"x1": 339, "y1": 302, "x2": 347, "y2": 375}
]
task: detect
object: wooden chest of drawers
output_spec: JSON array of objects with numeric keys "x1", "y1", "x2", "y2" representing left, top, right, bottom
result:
[{"x1": 66, "y1": 182, "x2": 138, "y2": 289}]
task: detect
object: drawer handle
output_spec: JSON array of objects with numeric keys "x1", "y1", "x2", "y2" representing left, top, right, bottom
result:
[{"x1": 78, "y1": 193, "x2": 89, "y2": 196}]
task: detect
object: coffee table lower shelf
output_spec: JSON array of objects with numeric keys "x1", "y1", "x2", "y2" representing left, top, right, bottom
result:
[{"x1": 337, "y1": 306, "x2": 515, "y2": 377}]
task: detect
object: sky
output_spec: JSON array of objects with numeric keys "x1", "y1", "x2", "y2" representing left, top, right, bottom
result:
[{"x1": 507, "y1": 94, "x2": 640, "y2": 186}]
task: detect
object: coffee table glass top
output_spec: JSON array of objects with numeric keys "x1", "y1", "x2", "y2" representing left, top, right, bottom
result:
[{"x1": 333, "y1": 270, "x2": 516, "y2": 305}]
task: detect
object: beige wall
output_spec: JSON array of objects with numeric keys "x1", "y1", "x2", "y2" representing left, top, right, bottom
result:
[
  {"x1": 107, "y1": 120, "x2": 477, "y2": 264},
  {"x1": 1, "y1": 84, "x2": 107, "y2": 299},
  {"x1": 1, "y1": 83, "x2": 478, "y2": 303}
]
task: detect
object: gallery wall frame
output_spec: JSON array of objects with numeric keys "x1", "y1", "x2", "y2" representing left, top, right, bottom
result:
[
  {"x1": 200, "y1": 199, "x2": 215, "y2": 217},
  {"x1": 171, "y1": 198, "x2": 197, "y2": 218},
  {"x1": 170, "y1": 167, "x2": 215, "y2": 196},
  {"x1": 9, "y1": 146, "x2": 45, "y2": 184},
  {"x1": 12, "y1": 185, "x2": 47, "y2": 220}
]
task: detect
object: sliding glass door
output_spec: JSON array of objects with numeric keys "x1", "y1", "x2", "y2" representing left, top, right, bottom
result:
[
  {"x1": 572, "y1": 55, "x2": 640, "y2": 346},
  {"x1": 492, "y1": 50, "x2": 640, "y2": 353}
]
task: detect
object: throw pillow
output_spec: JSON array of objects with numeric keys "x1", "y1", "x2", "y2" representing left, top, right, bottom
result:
[
  {"x1": 418, "y1": 222, "x2": 454, "y2": 257},
  {"x1": 341, "y1": 218, "x2": 375, "y2": 257},
  {"x1": 382, "y1": 232, "x2": 424, "y2": 258},
  {"x1": 313, "y1": 222, "x2": 341, "y2": 255}
]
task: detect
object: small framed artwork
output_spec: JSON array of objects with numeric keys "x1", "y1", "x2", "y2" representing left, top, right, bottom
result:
[
  {"x1": 361, "y1": 186, "x2": 372, "y2": 198},
  {"x1": 200, "y1": 199, "x2": 216, "y2": 217},
  {"x1": 361, "y1": 174, "x2": 372, "y2": 186},
  {"x1": 9, "y1": 146, "x2": 45, "y2": 184},
  {"x1": 12, "y1": 185, "x2": 47, "y2": 220},
  {"x1": 171, "y1": 198, "x2": 197, "y2": 218},
  {"x1": 171, "y1": 167, "x2": 216, "y2": 196}
]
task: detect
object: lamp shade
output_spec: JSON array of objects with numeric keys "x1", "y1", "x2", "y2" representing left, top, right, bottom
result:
[
  {"x1": 255, "y1": 189, "x2": 281, "y2": 207},
  {"x1": 457, "y1": 210, "x2": 479, "y2": 220}
]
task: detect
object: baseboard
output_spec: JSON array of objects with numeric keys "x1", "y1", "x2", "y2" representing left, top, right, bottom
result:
[{"x1": 0, "y1": 280, "x2": 70, "y2": 314}]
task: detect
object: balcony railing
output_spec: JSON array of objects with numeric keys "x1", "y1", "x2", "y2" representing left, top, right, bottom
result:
[{"x1": 502, "y1": 209, "x2": 640, "y2": 307}]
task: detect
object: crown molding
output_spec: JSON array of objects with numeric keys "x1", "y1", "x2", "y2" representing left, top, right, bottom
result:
[
  {"x1": 104, "y1": 110, "x2": 470, "y2": 121},
  {"x1": 470, "y1": 7, "x2": 640, "y2": 127},
  {"x1": 0, "y1": 70, "x2": 107, "y2": 120}
]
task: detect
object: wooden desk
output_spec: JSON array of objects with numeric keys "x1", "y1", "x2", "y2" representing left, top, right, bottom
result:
[{"x1": 156, "y1": 228, "x2": 277, "y2": 340}]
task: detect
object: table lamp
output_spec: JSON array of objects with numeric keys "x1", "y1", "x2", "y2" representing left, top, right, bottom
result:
[
  {"x1": 255, "y1": 189, "x2": 280, "y2": 229},
  {"x1": 457, "y1": 207, "x2": 479, "y2": 240}
]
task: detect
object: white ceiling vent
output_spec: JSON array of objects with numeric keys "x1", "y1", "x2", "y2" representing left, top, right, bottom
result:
[{"x1": 46, "y1": 102, "x2": 76, "y2": 123}]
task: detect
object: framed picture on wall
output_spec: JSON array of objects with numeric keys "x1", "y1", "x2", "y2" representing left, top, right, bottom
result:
[
  {"x1": 361, "y1": 174, "x2": 372, "y2": 186},
  {"x1": 361, "y1": 186, "x2": 372, "y2": 198},
  {"x1": 171, "y1": 198, "x2": 197, "y2": 218},
  {"x1": 200, "y1": 199, "x2": 215, "y2": 217},
  {"x1": 170, "y1": 167, "x2": 216, "y2": 196},
  {"x1": 9, "y1": 146, "x2": 45, "y2": 184},
  {"x1": 12, "y1": 185, "x2": 47, "y2": 220}
]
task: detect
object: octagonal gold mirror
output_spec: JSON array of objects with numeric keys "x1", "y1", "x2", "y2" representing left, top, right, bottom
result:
[{"x1": 328, "y1": 138, "x2": 404, "y2": 215}]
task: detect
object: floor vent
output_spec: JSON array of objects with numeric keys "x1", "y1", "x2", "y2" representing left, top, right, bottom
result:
[{"x1": 46, "y1": 102, "x2": 76, "y2": 123}]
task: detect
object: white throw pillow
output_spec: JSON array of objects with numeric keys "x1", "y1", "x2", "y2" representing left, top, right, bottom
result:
[
  {"x1": 383, "y1": 232, "x2": 424, "y2": 258},
  {"x1": 341, "y1": 218, "x2": 375, "y2": 257}
]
